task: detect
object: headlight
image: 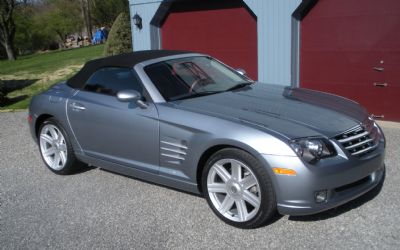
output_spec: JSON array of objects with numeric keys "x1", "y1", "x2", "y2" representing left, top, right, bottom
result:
[
  {"x1": 369, "y1": 116, "x2": 386, "y2": 147},
  {"x1": 289, "y1": 138, "x2": 336, "y2": 163}
]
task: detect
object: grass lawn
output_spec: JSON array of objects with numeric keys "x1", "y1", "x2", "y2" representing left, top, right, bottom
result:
[{"x1": 0, "y1": 45, "x2": 104, "y2": 110}]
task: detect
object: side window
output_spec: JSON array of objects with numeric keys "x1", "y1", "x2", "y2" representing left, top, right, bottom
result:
[
  {"x1": 83, "y1": 67, "x2": 143, "y2": 96},
  {"x1": 144, "y1": 63, "x2": 189, "y2": 101}
]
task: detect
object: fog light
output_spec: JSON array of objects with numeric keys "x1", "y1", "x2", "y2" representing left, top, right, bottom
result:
[{"x1": 315, "y1": 190, "x2": 327, "y2": 203}]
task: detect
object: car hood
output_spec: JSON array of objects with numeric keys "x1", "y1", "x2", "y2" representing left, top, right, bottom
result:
[{"x1": 171, "y1": 83, "x2": 368, "y2": 139}]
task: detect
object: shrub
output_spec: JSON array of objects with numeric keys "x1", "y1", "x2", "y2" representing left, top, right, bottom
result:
[{"x1": 103, "y1": 12, "x2": 132, "y2": 56}]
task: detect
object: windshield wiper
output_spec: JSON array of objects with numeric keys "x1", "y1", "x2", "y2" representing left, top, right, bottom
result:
[
  {"x1": 225, "y1": 82, "x2": 254, "y2": 92},
  {"x1": 170, "y1": 91, "x2": 223, "y2": 101},
  {"x1": 170, "y1": 82, "x2": 254, "y2": 101}
]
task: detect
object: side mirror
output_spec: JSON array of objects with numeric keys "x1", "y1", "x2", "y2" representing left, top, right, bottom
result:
[
  {"x1": 236, "y1": 68, "x2": 247, "y2": 76},
  {"x1": 116, "y1": 90, "x2": 148, "y2": 108},
  {"x1": 117, "y1": 89, "x2": 140, "y2": 102}
]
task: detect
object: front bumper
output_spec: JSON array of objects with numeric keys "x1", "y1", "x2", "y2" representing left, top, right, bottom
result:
[
  {"x1": 261, "y1": 142, "x2": 385, "y2": 216},
  {"x1": 28, "y1": 111, "x2": 38, "y2": 143}
]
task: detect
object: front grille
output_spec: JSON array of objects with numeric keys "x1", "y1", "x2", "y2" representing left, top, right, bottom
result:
[{"x1": 335, "y1": 120, "x2": 379, "y2": 157}]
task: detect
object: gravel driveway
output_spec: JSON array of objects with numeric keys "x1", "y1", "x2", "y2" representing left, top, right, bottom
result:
[{"x1": 1, "y1": 111, "x2": 399, "y2": 249}]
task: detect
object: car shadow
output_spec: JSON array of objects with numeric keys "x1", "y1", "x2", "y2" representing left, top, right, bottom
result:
[
  {"x1": 76, "y1": 164, "x2": 385, "y2": 225},
  {"x1": 288, "y1": 171, "x2": 385, "y2": 222},
  {"x1": 98, "y1": 168, "x2": 204, "y2": 197},
  {"x1": 263, "y1": 212, "x2": 284, "y2": 227},
  {"x1": 73, "y1": 164, "x2": 97, "y2": 175},
  {"x1": 0, "y1": 79, "x2": 38, "y2": 107}
]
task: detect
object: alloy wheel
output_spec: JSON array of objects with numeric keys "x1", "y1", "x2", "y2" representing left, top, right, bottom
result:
[
  {"x1": 39, "y1": 124, "x2": 68, "y2": 171},
  {"x1": 207, "y1": 158, "x2": 261, "y2": 222}
]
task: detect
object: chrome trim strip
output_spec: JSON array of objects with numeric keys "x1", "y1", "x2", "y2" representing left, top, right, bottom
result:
[
  {"x1": 345, "y1": 138, "x2": 373, "y2": 150},
  {"x1": 160, "y1": 147, "x2": 187, "y2": 155},
  {"x1": 338, "y1": 131, "x2": 369, "y2": 143},
  {"x1": 336, "y1": 121, "x2": 379, "y2": 157},
  {"x1": 351, "y1": 144, "x2": 378, "y2": 156},
  {"x1": 160, "y1": 140, "x2": 188, "y2": 149},
  {"x1": 139, "y1": 53, "x2": 205, "y2": 67},
  {"x1": 161, "y1": 153, "x2": 185, "y2": 160},
  {"x1": 335, "y1": 125, "x2": 363, "y2": 137}
]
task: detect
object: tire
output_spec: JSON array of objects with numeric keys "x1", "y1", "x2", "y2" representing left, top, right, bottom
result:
[
  {"x1": 38, "y1": 118, "x2": 84, "y2": 175},
  {"x1": 202, "y1": 148, "x2": 277, "y2": 229}
]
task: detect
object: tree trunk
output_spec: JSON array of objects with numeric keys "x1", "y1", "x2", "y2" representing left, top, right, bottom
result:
[
  {"x1": 2, "y1": 39, "x2": 16, "y2": 61},
  {"x1": 6, "y1": 46, "x2": 16, "y2": 61},
  {"x1": 55, "y1": 31, "x2": 66, "y2": 49},
  {"x1": 81, "y1": 0, "x2": 92, "y2": 40},
  {"x1": 86, "y1": 0, "x2": 92, "y2": 39},
  {"x1": 0, "y1": 0, "x2": 16, "y2": 60}
]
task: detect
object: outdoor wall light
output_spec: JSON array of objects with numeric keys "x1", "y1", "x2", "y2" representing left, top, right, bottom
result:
[{"x1": 133, "y1": 13, "x2": 143, "y2": 30}]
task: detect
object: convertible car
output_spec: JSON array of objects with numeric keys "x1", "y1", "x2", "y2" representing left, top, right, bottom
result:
[{"x1": 29, "y1": 50, "x2": 385, "y2": 228}]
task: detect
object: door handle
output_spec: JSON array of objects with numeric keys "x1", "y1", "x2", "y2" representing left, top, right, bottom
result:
[
  {"x1": 373, "y1": 82, "x2": 388, "y2": 87},
  {"x1": 371, "y1": 114, "x2": 384, "y2": 119},
  {"x1": 373, "y1": 67, "x2": 384, "y2": 72},
  {"x1": 70, "y1": 102, "x2": 86, "y2": 111}
]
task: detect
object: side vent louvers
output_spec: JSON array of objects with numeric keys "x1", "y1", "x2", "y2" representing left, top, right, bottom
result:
[{"x1": 160, "y1": 139, "x2": 188, "y2": 164}]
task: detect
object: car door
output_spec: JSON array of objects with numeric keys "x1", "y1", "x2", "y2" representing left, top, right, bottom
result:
[{"x1": 67, "y1": 67, "x2": 159, "y2": 173}]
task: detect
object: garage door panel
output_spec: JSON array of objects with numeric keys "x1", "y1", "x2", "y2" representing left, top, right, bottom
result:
[
  {"x1": 383, "y1": 52, "x2": 400, "y2": 79},
  {"x1": 381, "y1": 52, "x2": 400, "y2": 120},
  {"x1": 386, "y1": 87, "x2": 400, "y2": 114},
  {"x1": 305, "y1": 0, "x2": 400, "y2": 19},
  {"x1": 301, "y1": 0, "x2": 400, "y2": 121},
  {"x1": 161, "y1": 0, "x2": 257, "y2": 79},
  {"x1": 302, "y1": 20, "x2": 382, "y2": 51},
  {"x1": 301, "y1": 82, "x2": 387, "y2": 120},
  {"x1": 301, "y1": 52, "x2": 384, "y2": 84}
]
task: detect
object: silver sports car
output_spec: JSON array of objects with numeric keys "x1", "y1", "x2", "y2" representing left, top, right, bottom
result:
[{"x1": 29, "y1": 50, "x2": 386, "y2": 228}]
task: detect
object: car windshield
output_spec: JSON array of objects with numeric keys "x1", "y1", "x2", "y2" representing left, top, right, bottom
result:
[{"x1": 144, "y1": 56, "x2": 253, "y2": 101}]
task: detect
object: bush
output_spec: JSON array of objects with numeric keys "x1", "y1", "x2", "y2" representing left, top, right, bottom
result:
[{"x1": 103, "y1": 12, "x2": 132, "y2": 56}]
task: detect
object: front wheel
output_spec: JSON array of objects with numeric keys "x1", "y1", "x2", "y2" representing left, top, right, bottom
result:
[
  {"x1": 38, "y1": 118, "x2": 84, "y2": 175},
  {"x1": 202, "y1": 148, "x2": 277, "y2": 229}
]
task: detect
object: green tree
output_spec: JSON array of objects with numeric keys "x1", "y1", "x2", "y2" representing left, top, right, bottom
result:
[
  {"x1": 103, "y1": 12, "x2": 132, "y2": 56},
  {"x1": 91, "y1": 0, "x2": 128, "y2": 27},
  {"x1": 38, "y1": 0, "x2": 83, "y2": 48},
  {"x1": 0, "y1": 0, "x2": 16, "y2": 60},
  {"x1": 8, "y1": 0, "x2": 131, "y2": 56},
  {"x1": 12, "y1": 0, "x2": 84, "y2": 53},
  {"x1": 13, "y1": 3, "x2": 36, "y2": 54}
]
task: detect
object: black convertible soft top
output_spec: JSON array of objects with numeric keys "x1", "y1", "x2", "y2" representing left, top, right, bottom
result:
[{"x1": 67, "y1": 50, "x2": 193, "y2": 89}]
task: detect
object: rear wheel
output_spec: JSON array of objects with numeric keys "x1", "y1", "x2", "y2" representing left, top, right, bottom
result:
[
  {"x1": 202, "y1": 148, "x2": 276, "y2": 228},
  {"x1": 38, "y1": 118, "x2": 84, "y2": 175}
]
